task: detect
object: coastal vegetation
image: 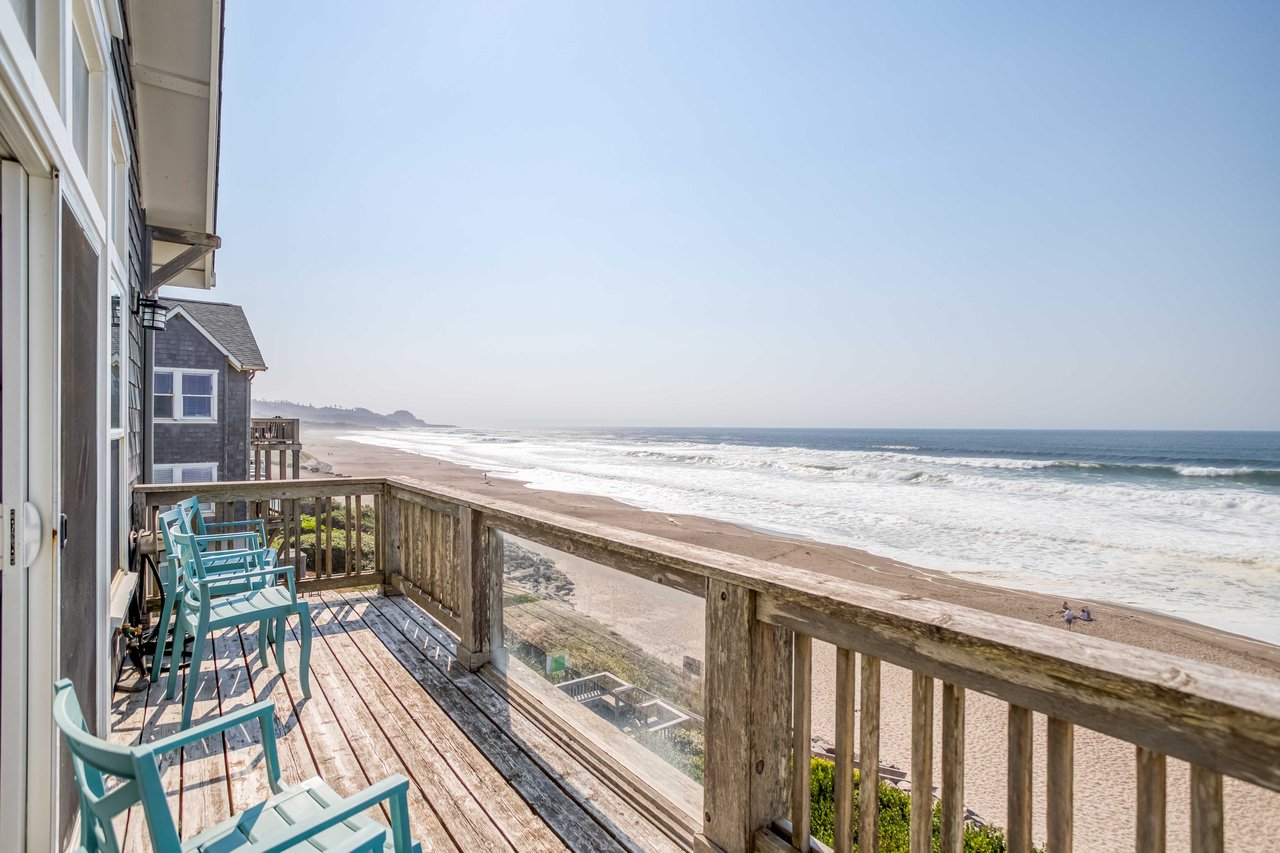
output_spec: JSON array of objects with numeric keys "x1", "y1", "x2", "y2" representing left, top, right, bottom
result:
[{"x1": 808, "y1": 756, "x2": 1034, "y2": 853}]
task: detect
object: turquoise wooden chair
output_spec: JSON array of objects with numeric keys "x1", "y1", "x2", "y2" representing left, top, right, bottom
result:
[
  {"x1": 167, "y1": 529, "x2": 312, "y2": 729},
  {"x1": 53, "y1": 679, "x2": 418, "y2": 852},
  {"x1": 151, "y1": 507, "x2": 277, "y2": 682},
  {"x1": 178, "y1": 496, "x2": 278, "y2": 566}
]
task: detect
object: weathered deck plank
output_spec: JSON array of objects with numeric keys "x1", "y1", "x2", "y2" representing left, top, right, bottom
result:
[
  {"x1": 365, "y1": 590, "x2": 688, "y2": 853},
  {"x1": 109, "y1": 591, "x2": 675, "y2": 852},
  {"x1": 286, "y1": 603, "x2": 455, "y2": 848},
  {"x1": 305, "y1": 596, "x2": 513, "y2": 851},
  {"x1": 317, "y1": 593, "x2": 567, "y2": 852}
]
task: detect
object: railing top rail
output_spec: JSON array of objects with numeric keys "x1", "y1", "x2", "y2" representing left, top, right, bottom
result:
[
  {"x1": 136, "y1": 478, "x2": 385, "y2": 503},
  {"x1": 380, "y1": 475, "x2": 1280, "y2": 792}
]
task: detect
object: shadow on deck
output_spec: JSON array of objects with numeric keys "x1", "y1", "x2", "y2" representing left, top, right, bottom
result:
[{"x1": 109, "y1": 590, "x2": 687, "y2": 852}]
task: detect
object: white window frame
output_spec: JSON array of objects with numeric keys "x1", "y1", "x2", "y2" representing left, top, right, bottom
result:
[
  {"x1": 153, "y1": 463, "x2": 220, "y2": 514},
  {"x1": 153, "y1": 367, "x2": 219, "y2": 423}
]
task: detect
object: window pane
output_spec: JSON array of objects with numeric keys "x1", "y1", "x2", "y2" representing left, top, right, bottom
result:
[
  {"x1": 153, "y1": 466, "x2": 175, "y2": 484},
  {"x1": 181, "y1": 466, "x2": 215, "y2": 484},
  {"x1": 183, "y1": 395, "x2": 212, "y2": 419},
  {"x1": 155, "y1": 372, "x2": 173, "y2": 394},
  {"x1": 154, "y1": 395, "x2": 173, "y2": 419},
  {"x1": 183, "y1": 373, "x2": 212, "y2": 395},
  {"x1": 72, "y1": 36, "x2": 89, "y2": 166}
]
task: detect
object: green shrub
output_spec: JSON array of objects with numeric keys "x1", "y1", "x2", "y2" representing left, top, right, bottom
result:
[
  {"x1": 808, "y1": 756, "x2": 1037, "y2": 853},
  {"x1": 295, "y1": 528, "x2": 376, "y2": 574}
]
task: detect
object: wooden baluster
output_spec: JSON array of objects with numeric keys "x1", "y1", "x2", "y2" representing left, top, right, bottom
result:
[
  {"x1": 1047, "y1": 718, "x2": 1074, "y2": 852},
  {"x1": 344, "y1": 495, "x2": 353, "y2": 576},
  {"x1": 354, "y1": 494, "x2": 363, "y2": 575},
  {"x1": 1190, "y1": 766, "x2": 1224, "y2": 853},
  {"x1": 791, "y1": 633, "x2": 813, "y2": 852},
  {"x1": 265, "y1": 448, "x2": 272, "y2": 480},
  {"x1": 941, "y1": 683, "x2": 965, "y2": 853},
  {"x1": 324, "y1": 495, "x2": 333, "y2": 577},
  {"x1": 373, "y1": 492, "x2": 382, "y2": 577},
  {"x1": 834, "y1": 647, "x2": 856, "y2": 853},
  {"x1": 279, "y1": 449, "x2": 286, "y2": 481},
  {"x1": 859, "y1": 655, "x2": 881, "y2": 853},
  {"x1": 1135, "y1": 747, "x2": 1166, "y2": 853},
  {"x1": 911, "y1": 673, "x2": 934, "y2": 853},
  {"x1": 1007, "y1": 705, "x2": 1034, "y2": 853}
]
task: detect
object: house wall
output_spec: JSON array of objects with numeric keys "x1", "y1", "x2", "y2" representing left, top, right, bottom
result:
[{"x1": 153, "y1": 313, "x2": 251, "y2": 480}]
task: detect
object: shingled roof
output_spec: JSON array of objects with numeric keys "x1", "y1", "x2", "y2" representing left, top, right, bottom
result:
[{"x1": 165, "y1": 298, "x2": 268, "y2": 371}]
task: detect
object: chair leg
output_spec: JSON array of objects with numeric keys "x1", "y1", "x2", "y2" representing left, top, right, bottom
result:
[
  {"x1": 257, "y1": 619, "x2": 271, "y2": 667},
  {"x1": 165, "y1": 616, "x2": 187, "y2": 700},
  {"x1": 181, "y1": 627, "x2": 207, "y2": 729},
  {"x1": 151, "y1": 590, "x2": 174, "y2": 682},
  {"x1": 274, "y1": 613, "x2": 287, "y2": 672},
  {"x1": 297, "y1": 602, "x2": 312, "y2": 699}
]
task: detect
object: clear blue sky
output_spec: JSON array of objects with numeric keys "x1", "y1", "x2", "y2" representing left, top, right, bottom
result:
[{"x1": 211, "y1": 1, "x2": 1280, "y2": 430}]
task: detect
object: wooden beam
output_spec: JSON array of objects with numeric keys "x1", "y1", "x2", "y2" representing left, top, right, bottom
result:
[
  {"x1": 147, "y1": 225, "x2": 221, "y2": 248},
  {"x1": 148, "y1": 242, "x2": 214, "y2": 290}
]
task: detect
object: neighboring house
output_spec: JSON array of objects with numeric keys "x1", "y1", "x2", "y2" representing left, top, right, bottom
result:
[
  {"x1": 0, "y1": 1, "x2": 225, "y2": 847},
  {"x1": 153, "y1": 298, "x2": 267, "y2": 488}
]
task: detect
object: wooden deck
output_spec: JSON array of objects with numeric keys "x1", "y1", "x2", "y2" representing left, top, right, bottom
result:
[{"x1": 109, "y1": 589, "x2": 688, "y2": 852}]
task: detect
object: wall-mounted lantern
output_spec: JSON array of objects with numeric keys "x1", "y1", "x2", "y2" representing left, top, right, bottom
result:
[{"x1": 135, "y1": 295, "x2": 169, "y2": 331}]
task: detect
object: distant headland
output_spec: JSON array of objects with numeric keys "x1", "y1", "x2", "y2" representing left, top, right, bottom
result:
[{"x1": 252, "y1": 399, "x2": 454, "y2": 430}]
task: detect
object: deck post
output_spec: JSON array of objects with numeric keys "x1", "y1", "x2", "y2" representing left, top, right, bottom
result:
[
  {"x1": 698, "y1": 579, "x2": 792, "y2": 853},
  {"x1": 456, "y1": 506, "x2": 494, "y2": 671},
  {"x1": 382, "y1": 487, "x2": 403, "y2": 596}
]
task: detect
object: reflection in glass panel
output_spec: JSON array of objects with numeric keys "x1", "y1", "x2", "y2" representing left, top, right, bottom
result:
[
  {"x1": 110, "y1": 294, "x2": 121, "y2": 430},
  {"x1": 501, "y1": 535, "x2": 706, "y2": 782},
  {"x1": 153, "y1": 370, "x2": 174, "y2": 419}
]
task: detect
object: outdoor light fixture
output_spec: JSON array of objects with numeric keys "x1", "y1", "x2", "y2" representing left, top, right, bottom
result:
[{"x1": 135, "y1": 295, "x2": 169, "y2": 331}]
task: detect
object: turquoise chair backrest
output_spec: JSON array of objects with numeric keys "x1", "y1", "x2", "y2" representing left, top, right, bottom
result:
[
  {"x1": 156, "y1": 506, "x2": 189, "y2": 557},
  {"x1": 52, "y1": 679, "x2": 180, "y2": 853},
  {"x1": 175, "y1": 496, "x2": 205, "y2": 535}
]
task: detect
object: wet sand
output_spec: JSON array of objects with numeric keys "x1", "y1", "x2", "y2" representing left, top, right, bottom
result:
[{"x1": 303, "y1": 426, "x2": 1280, "y2": 851}]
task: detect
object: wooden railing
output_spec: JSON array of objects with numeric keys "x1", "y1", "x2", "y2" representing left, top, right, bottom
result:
[
  {"x1": 250, "y1": 417, "x2": 302, "y2": 480},
  {"x1": 132, "y1": 476, "x2": 1280, "y2": 853},
  {"x1": 135, "y1": 479, "x2": 386, "y2": 601},
  {"x1": 251, "y1": 417, "x2": 301, "y2": 446}
]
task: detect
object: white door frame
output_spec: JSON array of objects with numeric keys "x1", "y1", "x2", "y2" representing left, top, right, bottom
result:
[
  {"x1": 26, "y1": 170, "x2": 59, "y2": 853},
  {"x1": 0, "y1": 157, "x2": 33, "y2": 852}
]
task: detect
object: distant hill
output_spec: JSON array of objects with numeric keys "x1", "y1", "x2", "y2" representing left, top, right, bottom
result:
[{"x1": 253, "y1": 399, "x2": 453, "y2": 430}]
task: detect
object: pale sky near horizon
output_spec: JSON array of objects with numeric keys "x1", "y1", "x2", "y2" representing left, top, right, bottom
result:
[{"x1": 208, "y1": 2, "x2": 1280, "y2": 430}]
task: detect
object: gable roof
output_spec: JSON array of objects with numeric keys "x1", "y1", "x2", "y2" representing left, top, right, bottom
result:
[{"x1": 164, "y1": 298, "x2": 267, "y2": 371}]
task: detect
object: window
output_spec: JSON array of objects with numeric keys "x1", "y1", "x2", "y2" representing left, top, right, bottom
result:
[
  {"x1": 154, "y1": 462, "x2": 218, "y2": 485},
  {"x1": 154, "y1": 463, "x2": 219, "y2": 514},
  {"x1": 154, "y1": 369, "x2": 218, "y2": 421},
  {"x1": 72, "y1": 32, "x2": 89, "y2": 166}
]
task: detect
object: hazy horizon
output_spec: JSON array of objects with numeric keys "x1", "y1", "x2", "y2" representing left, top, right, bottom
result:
[{"x1": 213, "y1": 2, "x2": 1279, "y2": 431}]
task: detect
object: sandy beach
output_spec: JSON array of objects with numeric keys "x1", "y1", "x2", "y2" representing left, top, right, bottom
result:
[{"x1": 302, "y1": 426, "x2": 1280, "y2": 851}]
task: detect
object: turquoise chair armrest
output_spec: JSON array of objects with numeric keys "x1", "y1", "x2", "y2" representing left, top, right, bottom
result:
[
  {"x1": 196, "y1": 564, "x2": 293, "y2": 585},
  {"x1": 142, "y1": 700, "x2": 274, "y2": 756},
  {"x1": 138, "y1": 700, "x2": 284, "y2": 792},
  {"x1": 196, "y1": 531, "x2": 261, "y2": 546},
  {"x1": 245, "y1": 775, "x2": 411, "y2": 853}
]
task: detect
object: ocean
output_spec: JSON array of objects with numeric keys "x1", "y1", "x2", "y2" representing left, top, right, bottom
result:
[{"x1": 340, "y1": 427, "x2": 1280, "y2": 644}]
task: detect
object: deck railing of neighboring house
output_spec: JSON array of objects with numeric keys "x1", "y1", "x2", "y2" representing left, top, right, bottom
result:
[
  {"x1": 250, "y1": 417, "x2": 302, "y2": 480},
  {"x1": 133, "y1": 476, "x2": 1280, "y2": 853}
]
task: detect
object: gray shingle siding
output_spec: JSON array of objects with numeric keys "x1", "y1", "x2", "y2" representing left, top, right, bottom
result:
[{"x1": 153, "y1": 313, "x2": 253, "y2": 481}]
